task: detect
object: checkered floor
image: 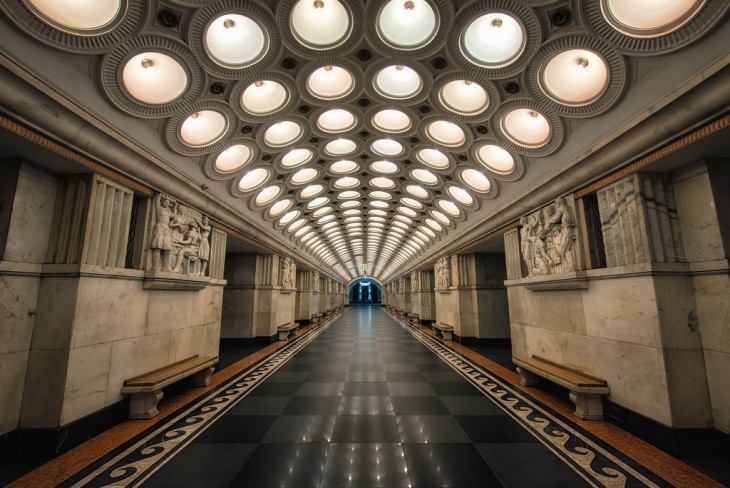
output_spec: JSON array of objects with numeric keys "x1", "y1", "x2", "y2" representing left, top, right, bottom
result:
[{"x1": 141, "y1": 306, "x2": 587, "y2": 487}]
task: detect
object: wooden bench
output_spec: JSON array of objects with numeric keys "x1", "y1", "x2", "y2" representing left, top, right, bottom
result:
[
  {"x1": 513, "y1": 355, "x2": 610, "y2": 420},
  {"x1": 406, "y1": 312, "x2": 420, "y2": 324},
  {"x1": 122, "y1": 355, "x2": 218, "y2": 419},
  {"x1": 277, "y1": 322, "x2": 299, "y2": 341},
  {"x1": 432, "y1": 323, "x2": 454, "y2": 341}
]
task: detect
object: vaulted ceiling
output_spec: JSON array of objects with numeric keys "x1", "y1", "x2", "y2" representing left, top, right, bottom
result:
[{"x1": 0, "y1": 0, "x2": 728, "y2": 283}]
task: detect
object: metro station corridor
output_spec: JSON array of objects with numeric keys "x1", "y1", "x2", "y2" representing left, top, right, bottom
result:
[{"x1": 10, "y1": 306, "x2": 722, "y2": 488}]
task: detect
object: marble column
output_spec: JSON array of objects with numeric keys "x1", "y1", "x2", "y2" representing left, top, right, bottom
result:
[
  {"x1": 412, "y1": 270, "x2": 436, "y2": 325},
  {"x1": 295, "y1": 269, "x2": 314, "y2": 325}
]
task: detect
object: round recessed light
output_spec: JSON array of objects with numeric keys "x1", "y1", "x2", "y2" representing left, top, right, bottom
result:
[
  {"x1": 370, "y1": 177, "x2": 396, "y2": 189},
  {"x1": 25, "y1": 0, "x2": 120, "y2": 31},
  {"x1": 255, "y1": 185, "x2": 282, "y2": 206},
  {"x1": 329, "y1": 159, "x2": 360, "y2": 174},
  {"x1": 439, "y1": 79, "x2": 489, "y2": 116},
  {"x1": 415, "y1": 148, "x2": 450, "y2": 169},
  {"x1": 402, "y1": 197, "x2": 423, "y2": 209},
  {"x1": 461, "y1": 12, "x2": 526, "y2": 68},
  {"x1": 601, "y1": 0, "x2": 706, "y2": 37},
  {"x1": 238, "y1": 167, "x2": 270, "y2": 191},
  {"x1": 325, "y1": 138, "x2": 358, "y2": 155},
  {"x1": 405, "y1": 185, "x2": 429, "y2": 199},
  {"x1": 300, "y1": 184, "x2": 325, "y2": 198},
  {"x1": 205, "y1": 14, "x2": 267, "y2": 68},
  {"x1": 313, "y1": 206, "x2": 333, "y2": 217},
  {"x1": 307, "y1": 196, "x2": 330, "y2": 208},
  {"x1": 448, "y1": 186, "x2": 474, "y2": 206},
  {"x1": 291, "y1": 0, "x2": 351, "y2": 49},
  {"x1": 317, "y1": 108, "x2": 357, "y2": 133},
  {"x1": 540, "y1": 49, "x2": 609, "y2": 106},
  {"x1": 370, "y1": 138, "x2": 404, "y2": 157},
  {"x1": 410, "y1": 168, "x2": 438, "y2": 185},
  {"x1": 281, "y1": 148, "x2": 314, "y2": 168},
  {"x1": 370, "y1": 160, "x2": 399, "y2": 175},
  {"x1": 477, "y1": 144, "x2": 515, "y2": 174},
  {"x1": 501, "y1": 109, "x2": 551, "y2": 148},
  {"x1": 180, "y1": 110, "x2": 227, "y2": 147},
  {"x1": 374, "y1": 65, "x2": 422, "y2": 99},
  {"x1": 307, "y1": 65, "x2": 355, "y2": 99},
  {"x1": 334, "y1": 176, "x2": 360, "y2": 189},
  {"x1": 461, "y1": 168, "x2": 492, "y2": 193},
  {"x1": 122, "y1": 52, "x2": 188, "y2": 105},
  {"x1": 264, "y1": 120, "x2": 303, "y2": 147},
  {"x1": 241, "y1": 80, "x2": 288, "y2": 115},
  {"x1": 425, "y1": 120, "x2": 465, "y2": 147},
  {"x1": 279, "y1": 209, "x2": 301, "y2": 226},
  {"x1": 291, "y1": 167, "x2": 319, "y2": 184},
  {"x1": 269, "y1": 199, "x2": 293, "y2": 217},
  {"x1": 214, "y1": 144, "x2": 252, "y2": 173},
  {"x1": 372, "y1": 109, "x2": 411, "y2": 133}
]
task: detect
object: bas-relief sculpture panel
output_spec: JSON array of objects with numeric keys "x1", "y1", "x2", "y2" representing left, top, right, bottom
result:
[
  {"x1": 519, "y1": 196, "x2": 582, "y2": 277},
  {"x1": 435, "y1": 256, "x2": 450, "y2": 289},
  {"x1": 148, "y1": 193, "x2": 212, "y2": 276},
  {"x1": 281, "y1": 256, "x2": 295, "y2": 289}
]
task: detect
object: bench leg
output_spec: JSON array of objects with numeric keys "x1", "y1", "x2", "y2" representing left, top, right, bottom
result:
[
  {"x1": 442, "y1": 330, "x2": 453, "y2": 341},
  {"x1": 516, "y1": 367, "x2": 540, "y2": 387},
  {"x1": 278, "y1": 330, "x2": 289, "y2": 341},
  {"x1": 190, "y1": 366, "x2": 214, "y2": 387},
  {"x1": 129, "y1": 390, "x2": 164, "y2": 419},
  {"x1": 569, "y1": 392, "x2": 605, "y2": 420}
]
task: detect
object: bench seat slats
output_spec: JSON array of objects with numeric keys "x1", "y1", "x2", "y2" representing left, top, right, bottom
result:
[
  {"x1": 513, "y1": 356, "x2": 606, "y2": 388},
  {"x1": 124, "y1": 355, "x2": 217, "y2": 388}
]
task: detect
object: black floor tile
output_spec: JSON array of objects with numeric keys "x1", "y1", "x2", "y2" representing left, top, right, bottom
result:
[
  {"x1": 331, "y1": 416, "x2": 401, "y2": 443},
  {"x1": 440, "y1": 396, "x2": 505, "y2": 416},
  {"x1": 338, "y1": 396, "x2": 395, "y2": 415},
  {"x1": 346, "y1": 371, "x2": 387, "y2": 382},
  {"x1": 430, "y1": 382, "x2": 484, "y2": 396},
  {"x1": 282, "y1": 396, "x2": 342, "y2": 415},
  {"x1": 385, "y1": 371, "x2": 426, "y2": 382},
  {"x1": 261, "y1": 415, "x2": 337, "y2": 443},
  {"x1": 397, "y1": 415, "x2": 472, "y2": 443},
  {"x1": 249, "y1": 382, "x2": 303, "y2": 397},
  {"x1": 455, "y1": 415, "x2": 539, "y2": 443},
  {"x1": 348, "y1": 363, "x2": 385, "y2": 372},
  {"x1": 306, "y1": 371, "x2": 348, "y2": 382},
  {"x1": 231, "y1": 444, "x2": 329, "y2": 488},
  {"x1": 391, "y1": 396, "x2": 449, "y2": 415},
  {"x1": 420, "y1": 370, "x2": 465, "y2": 383},
  {"x1": 383, "y1": 363, "x2": 420, "y2": 372},
  {"x1": 343, "y1": 382, "x2": 390, "y2": 396},
  {"x1": 388, "y1": 382, "x2": 437, "y2": 396},
  {"x1": 295, "y1": 382, "x2": 345, "y2": 396},
  {"x1": 195, "y1": 416, "x2": 277, "y2": 443},
  {"x1": 402, "y1": 443, "x2": 502, "y2": 487},
  {"x1": 266, "y1": 371, "x2": 311, "y2": 383},
  {"x1": 320, "y1": 443, "x2": 411, "y2": 488},
  {"x1": 228, "y1": 396, "x2": 292, "y2": 416}
]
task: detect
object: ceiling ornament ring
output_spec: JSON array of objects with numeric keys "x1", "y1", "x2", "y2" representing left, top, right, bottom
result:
[
  {"x1": 229, "y1": 71, "x2": 299, "y2": 123},
  {"x1": 367, "y1": 159, "x2": 406, "y2": 179},
  {"x1": 272, "y1": 144, "x2": 320, "y2": 173},
  {"x1": 363, "y1": 59, "x2": 433, "y2": 106},
  {"x1": 101, "y1": 36, "x2": 205, "y2": 119},
  {"x1": 246, "y1": 182, "x2": 287, "y2": 212},
  {"x1": 583, "y1": 0, "x2": 730, "y2": 55},
  {"x1": 296, "y1": 58, "x2": 365, "y2": 106},
  {"x1": 411, "y1": 144, "x2": 458, "y2": 173},
  {"x1": 254, "y1": 114, "x2": 312, "y2": 153},
  {"x1": 285, "y1": 165, "x2": 325, "y2": 188},
  {"x1": 454, "y1": 164, "x2": 501, "y2": 199},
  {"x1": 443, "y1": 183, "x2": 482, "y2": 211},
  {"x1": 309, "y1": 106, "x2": 365, "y2": 138},
  {"x1": 1, "y1": 0, "x2": 143, "y2": 53},
  {"x1": 365, "y1": 0, "x2": 455, "y2": 58},
  {"x1": 490, "y1": 99, "x2": 564, "y2": 157},
  {"x1": 431, "y1": 198, "x2": 466, "y2": 223},
  {"x1": 469, "y1": 139, "x2": 526, "y2": 182},
  {"x1": 187, "y1": 0, "x2": 280, "y2": 79},
  {"x1": 364, "y1": 105, "x2": 420, "y2": 137},
  {"x1": 525, "y1": 34, "x2": 627, "y2": 118},
  {"x1": 201, "y1": 138, "x2": 259, "y2": 180},
  {"x1": 275, "y1": 0, "x2": 365, "y2": 59},
  {"x1": 164, "y1": 99, "x2": 238, "y2": 155},
  {"x1": 429, "y1": 70, "x2": 501, "y2": 123},
  {"x1": 228, "y1": 163, "x2": 275, "y2": 197},
  {"x1": 447, "y1": 0, "x2": 542, "y2": 79},
  {"x1": 418, "y1": 115, "x2": 474, "y2": 152},
  {"x1": 365, "y1": 135, "x2": 410, "y2": 160},
  {"x1": 263, "y1": 197, "x2": 297, "y2": 222}
]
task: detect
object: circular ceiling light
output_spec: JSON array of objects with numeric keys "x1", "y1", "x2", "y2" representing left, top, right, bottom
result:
[
  {"x1": 431, "y1": 210, "x2": 451, "y2": 225},
  {"x1": 374, "y1": 65, "x2": 422, "y2": 99},
  {"x1": 402, "y1": 197, "x2": 423, "y2": 209},
  {"x1": 438, "y1": 199, "x2": 461, "y2": 217},
  {"x1": 340, "y1": 200, "x2": 360, "y2": 208},
  {"x1": 291, "y1": 0, "x2": 351, "y2": 49},
  {"x1": 25, "y1": 0, "x2": 120, "y2": 32},
  {"x1": 600, "y1": 0, "x2": 706, "y2": 37},
  {"x1": 317, "y1": 109, "x2": 357, "y2": 133},
  {"x1": 334, "y1": 176, "x2": 360, "y2": 189},
  {"x1": 329, "y1": 159, "x2": 360, "y2": 174},
  {"x1": 438, "y1": 80, "x2": 489, "y2": 116},
  {"x1": 338, "y1": 190, "x2": 360, "y2": 199},
  {"x1": 238, "y1": 167, "x2": 270, "y2": 191},
  {"x1": 394, "y1": 214, "x2": 413, "y2": 224},
  {"x1": 122, "y1": 53, "x2": 188, "y2": 105},
  {"x1": 415, "y1": 148, "x2": 450, "y2": 169},
  {"x1": 264, "y1": 120, "x2": 303, "y2": 147},
  {"x1": 307, "y1": 65, "x2": 355, "y2": 99},
  {"x1": 370, "y1": 200, "x2": 390, "y2": 209},
  {"x1": 370, "y1": 177, "x2": 396, "y2": 189},
  {"x1": 344, "y1": 209, "x2": 362, "y2": 215},
  {"x1": 369, "y1": 190, "x2": 392, "y2": 200},
  {"x1": 425, "y1": 120, "x2": 466, "y2": 147},
  {"x1": 255, "y1": 185, "x2": 282, "y2": 206},
  {"x1": 269, "y1": 199, "x2": 293, "y2": 217},
  {"x1": 241, "y1": 80, "x2": 288, "y2": 115},
  {"x1": 370, "y1": 209, "x2": 388, "y2": 216},
  {"x1": 294, "y1": 224, "x2": 312, "y2": 237},
  {"x1": 288, "y1": 218, "x2": 307, "y2": 232},
  {"x1": 279, "y1": 209, "x2": 301, "y2": 226},
  {"x1": 372, "y1": 109, "x2": 412, "y2": 133},
  {"x1": 307, "y1": 196, "x2": 330, "y2": 208},
  {"x1": 214, "y1": 144, "x2": 252, "y2": 173},
  {"x1": 370, "y1": 138, "x2": 404, "y2": 157},
  {"x1": 313, "y1": 206, "x2": 333, "y2": 217},
  {"x1": 425, "y1": 218, "x2": 443, "y2": 232},
  {"x1": 180, "y1": 110, "x2": 227, "y2": 147},
  {"x1": 501, "y1": 109, "x2": 551, "y2": 148},
  {"x1": 300, "y1": 184, "x2": 325, "y2": 198},
  {"x1": 325, "y1": 138, "x2": 357, "y2": 155},
  {"x1": 405, "y1": 185, "x2": 429, "y2": 199},
  {"x1": 448, "y1": 186, "x2": 474, "y2": 206},
  {"x1": 281, "y1": 148, "x2": 314, "y2": 168},
  {"x1": 540, "y1": 49, "x2": 609, "y2": 106},
  {"x1": 291, "y1": 167, "x2": 319, "y2": 184},
  {"x1": 205, "y1": 14, "x2": 267, "y2": 68},
  {"x1": 410, "y1": 168, "x2": 438, "y2": 185},
  {"x1": 461, "y1": 12, "x2": 525, "y2": 68},
  {"x1": 476, "y1": 144, "x2": 515, "y2": 174},
  {"x1": 376, "y1": 0, "x2": 438, "y2": 49},
  {"x1": 460, "y1": 168, "x2": 492, "y2": 193},
  {"x1": 370, "y1": 160, "x2": 399, "y2": 175}
]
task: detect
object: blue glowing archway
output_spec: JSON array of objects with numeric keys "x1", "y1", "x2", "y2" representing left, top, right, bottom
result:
[{"x1": 348, "y1": 278, "x2": 382, "y2": 304}]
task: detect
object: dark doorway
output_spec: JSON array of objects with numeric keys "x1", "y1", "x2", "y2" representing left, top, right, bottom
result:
[{"x1": 349, "y1": 279, "x2": 381, "y2": 304}]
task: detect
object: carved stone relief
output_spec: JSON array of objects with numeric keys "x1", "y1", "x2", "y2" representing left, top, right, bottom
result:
[
  {"x1": 411, "y1": 271, "x2": 419, "y2": 292},
  {"x1": 148, "y1": 193, "x2": 211, "y2": 276},
  {"x1": 519, "y1": 196, "x2": 581, "y2": 277},
  {"x1": 281, "y1": 256, "x2": 295, "y2": 288},
  {"x1": 436, "y1": 256, "x2": 451, "y2": 288},
  {"x1": 312, "y1": 271, "x2": 320, "y2": 292}
]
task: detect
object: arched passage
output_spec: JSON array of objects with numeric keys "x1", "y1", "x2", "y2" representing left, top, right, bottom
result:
[{"x1": 349, "y1": 278, "x2": 382, "y2": 304}]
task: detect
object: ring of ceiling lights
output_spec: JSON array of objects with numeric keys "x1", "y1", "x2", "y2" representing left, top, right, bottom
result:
[
  {"x1": 469, "y1": 140, "x2": 526, "y2": 182},
  {"x1": 187, "y1": 1, "x2": 279, "y2": 79},
  {"x1": 309, "y1": 106, "x2": 364, "y2": 138},
  {"x1": 272, "y1": 145, "x2": 320, "y2": 173},
  {"x1": 275, "y1": 0, "x2": 364, "y2": 58},
  {"x1": 429, "y1": 71, "x2": 501, "y2": 122},
  {"x1": 1, "y1": 0, "x2": 143, "y2": 52},
  {"x1": 454, "y1": 165, "x2": 500, "y2": 199},
  {"x1": 418, "y1": 115, "x2": 474, "y2": 151},
  {"x1": 447, "y1": 0, "x2": 541, "y2": 79},
  {"x1": 525, "y1": 35, "x2": 627, "y2": 118},
  {"x1": 364, "y1": 0, "x2": 454, "y2": 58},
  {"x1": 202, "y1": 138, "x2": 259, "y2": 180},
  {"x1": 165, "y1": 100, "x2": 238, "y2": 155},
  {"x1": 364, "y1": 105, "x2": 419, "y2": 137},
  {"x1": 490, "y1": 99, "x2": 564, "y2": 157},
  {"x1": 254, "y1": 115, "x2": 311, "y2": 152},
  {"x1": 229, "y1": 71, "x2": 298, "y2": 123},
  {"x1": 229, "y1": 163, "x2": 274, "y2": 197},
  {"x1": 296, "y1": 58, "x2": 364, "y2": 106},
  {"x1": 583, "y1": 0, "x2": 729, "y2": 55},
  {"x1": 363, "y1": 59, "x2": 433, "y2": 105},
  {"x1": 101, "y1": 36, "x2": 204, "y2": 118}
]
